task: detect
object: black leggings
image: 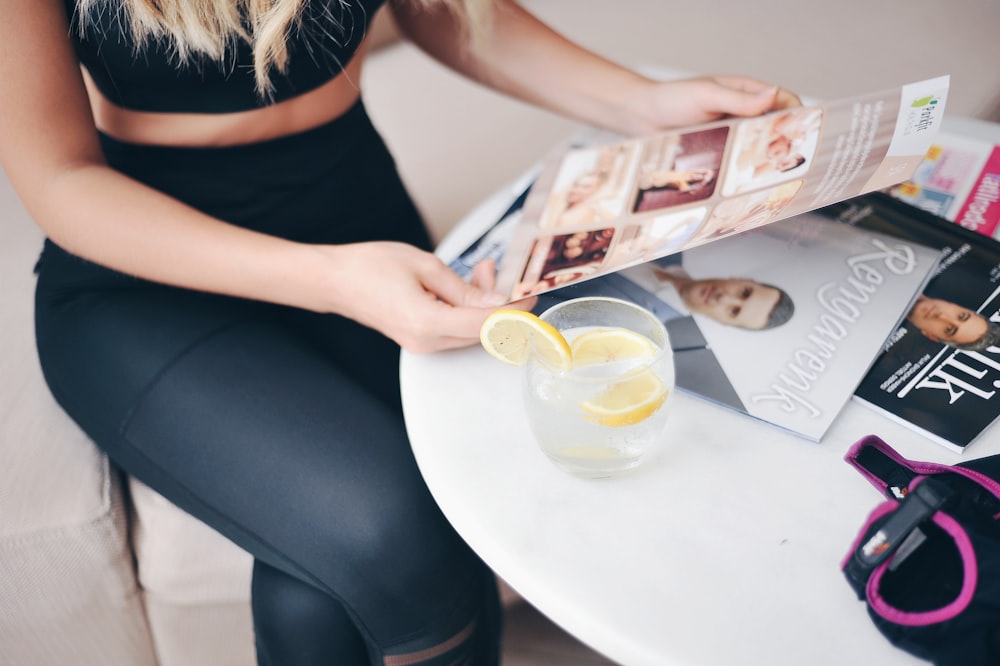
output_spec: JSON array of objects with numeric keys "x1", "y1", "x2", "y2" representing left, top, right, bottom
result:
[{"x1": 33, "y1": 102, "x2": 501, "y2": 665}]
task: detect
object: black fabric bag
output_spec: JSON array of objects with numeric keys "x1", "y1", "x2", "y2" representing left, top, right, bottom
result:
[{"x1": 842, "y1": 434, "x2": 1000, "y2": 666}]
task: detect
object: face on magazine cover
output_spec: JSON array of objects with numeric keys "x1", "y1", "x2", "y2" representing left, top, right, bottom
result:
[
  {"x1": 907, "y1": 295, "x2": 989, "y2": 347},
  {"x1": 634, "y1": 260, "x2": 795, "y2": 331},
  {"x1": 667, "y1": 273, "x2": 791, "y2": 330}
]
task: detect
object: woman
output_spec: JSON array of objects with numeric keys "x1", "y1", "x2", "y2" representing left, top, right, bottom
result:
[{"x1": 0, "y1": 1, "x2": 799, "y2": 663}]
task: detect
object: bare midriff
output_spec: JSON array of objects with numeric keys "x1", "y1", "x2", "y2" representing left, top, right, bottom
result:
[{"x1": 84, "y1": 43, "x2": 368, "y2": 148}]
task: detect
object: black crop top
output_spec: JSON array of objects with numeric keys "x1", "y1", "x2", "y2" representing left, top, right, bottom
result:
[{"x1": 66, "y1": 0, "x2": 386, "y2": 113}]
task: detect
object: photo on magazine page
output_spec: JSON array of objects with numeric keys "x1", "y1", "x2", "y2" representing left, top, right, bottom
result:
[
  {"x1": 493, "y1": 76, "x2": 951, "y2": 302},
  {"x1": 535, "y1": 210, "x2": 942, "y2": 442},
  {"x1": 829, "y1": 192, "x2": 1000, "y2": 453}
]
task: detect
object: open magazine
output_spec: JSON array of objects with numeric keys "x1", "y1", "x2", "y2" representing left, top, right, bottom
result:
[
  {"x1": 453, "y1": 191, "x2": 942, "y2": 442},
  {"x1": 482, "y1": 76, "x2": 951, "y2": 301}
]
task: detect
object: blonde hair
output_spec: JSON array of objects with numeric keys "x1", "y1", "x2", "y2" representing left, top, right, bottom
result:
[{"x1": 75, "y1": 0, "x2": 491, "y2": 97}]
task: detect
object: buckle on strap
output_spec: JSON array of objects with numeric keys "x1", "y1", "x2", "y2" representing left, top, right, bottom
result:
[{"x1": 844, "y1": 478, "x2": 952, "y2": 596}]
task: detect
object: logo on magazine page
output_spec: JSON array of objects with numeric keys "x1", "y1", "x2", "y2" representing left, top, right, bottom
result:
[{"x1": 903, "y1": 95, "x2": 942, "y2": 136}]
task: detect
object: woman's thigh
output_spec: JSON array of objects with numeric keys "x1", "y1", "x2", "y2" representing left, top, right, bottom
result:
[{"x1": 34, "y1": 283, "x2": 484, "y2": 645}]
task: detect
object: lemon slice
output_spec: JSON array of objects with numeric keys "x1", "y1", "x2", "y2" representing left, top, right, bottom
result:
[
  {"x1": 479, "y1": 309, "x2": 573, "y2": 370},
  {"x1": 570, "y1": 327, "x2": 658, "y2": 367},
  {"x1": 581, "y1": 368, "x2": 668, "y2": 427}
]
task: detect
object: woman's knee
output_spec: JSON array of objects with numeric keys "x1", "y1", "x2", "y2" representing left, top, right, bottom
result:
[{"x1": 314, "y1": 483, "x2": 478, "y2": 589}]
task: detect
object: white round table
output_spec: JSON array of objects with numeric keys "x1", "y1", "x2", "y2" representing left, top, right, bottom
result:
[{"x1": 400, "y1": 118, "x2": 1000, "y2": 666}]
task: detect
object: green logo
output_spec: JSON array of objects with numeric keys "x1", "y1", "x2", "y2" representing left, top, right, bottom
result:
[{"x1": 911, "y1": 96, "x2": 939, "y2": 108}]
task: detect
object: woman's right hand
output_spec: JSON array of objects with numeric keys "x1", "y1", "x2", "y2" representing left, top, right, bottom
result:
[{"x1": 312, "y1": 241, "x2": 533, "y2": 354}]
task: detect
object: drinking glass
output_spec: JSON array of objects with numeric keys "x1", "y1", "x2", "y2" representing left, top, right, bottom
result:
[{"x1": 523, "y1": 297, "x2": 675, "y2": 478}]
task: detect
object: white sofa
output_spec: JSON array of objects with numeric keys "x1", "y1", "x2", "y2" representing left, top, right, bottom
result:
[{"x1": 4, "y1": 2, "x2": 999, "y2": 664}]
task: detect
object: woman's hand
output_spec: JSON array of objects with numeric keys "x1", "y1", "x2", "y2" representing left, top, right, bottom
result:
[
  {"x1": 314, "y1": 242, "x2": 533, "y2": 354},
  {"x1": 630, "y1": 75, "x2": 802, "y2": 135}
]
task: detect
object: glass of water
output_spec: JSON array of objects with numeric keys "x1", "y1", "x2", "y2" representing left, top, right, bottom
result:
[{"x1": 523, "y1": 297, "x2": 675, "y2": 479}]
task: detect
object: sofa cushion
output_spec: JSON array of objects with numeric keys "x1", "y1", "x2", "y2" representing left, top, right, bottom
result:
[
  {"x1": 0, "y1": 474, "x2": 158, "y2": 666},
  {"x1": 130, "y1": 479, "x2": 254, "y2": 606},
  {"x1": 0, "y1": 170, "x2": 114, "y2": 535},
  {"x1": 0, "y1": 165, "x2": 159, "y2": 666},
  {"x1": 129, "y1": 479, "x2": 256, "y2": 666}
]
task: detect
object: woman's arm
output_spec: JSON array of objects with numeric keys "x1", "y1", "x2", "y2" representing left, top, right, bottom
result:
[
  {"x1": 389, "y1": 0, "x2": 800, "y2": 136},
  {"x1": 1, "y1": 0, "x2": 514, "y2": 353},
  {"x1": 0, "y1": 1, "x2": 333, "y2": 310}
]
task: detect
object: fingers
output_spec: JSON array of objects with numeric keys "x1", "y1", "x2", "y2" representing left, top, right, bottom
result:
[
  {"x1": 708, "y1": 84, "x2": 781, "y2": 118},
  {"x1": 444, "y1": 258, "x2": 538, "y2": 313},
  {"x1": 405, "y1": 258, "x2": 546, "y2": 353},
  {"x1": 422, "y1": 295, "x2": 539, "y2": 352},
  {"x1": 469, "y1": 258, "x2": 497, "y2": 291},
  {"x1": 770, "y1": 86, "x2": 803, "y2": 110},
  {"x1": 421, "y1": 257, "x2": 507, "y2": 308},
  {"x1": 711, "y1": 75, "x2": 775, "y2": 94},
  {"x1": 708, "y1": 76, "x2": 803, "y2": 115},
  {"x1": 506, "y1": 295, "x2": 538, "y2": 313}
]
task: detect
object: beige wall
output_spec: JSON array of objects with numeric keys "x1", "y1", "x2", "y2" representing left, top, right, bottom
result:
[{"x1": 521, "y1": 0, "x2": 999, "y2": 119}]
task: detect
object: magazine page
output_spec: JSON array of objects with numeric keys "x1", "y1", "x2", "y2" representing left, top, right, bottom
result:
[
  {"x1": 490, "y1": 76, "x2": 951, "y2": 302},
  {"x1": 829, "y1": 192, "x2": 1000, "y2": 453},
  {"x1": 887, "y1": 129, "x2": 1000, "y2": 238}
]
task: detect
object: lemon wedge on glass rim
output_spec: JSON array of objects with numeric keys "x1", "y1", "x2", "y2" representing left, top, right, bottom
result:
[{"x1": 479, "y1": 309, "x2": 573, "y2": 371}]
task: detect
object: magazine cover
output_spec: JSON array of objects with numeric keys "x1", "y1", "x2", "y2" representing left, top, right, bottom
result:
[
  {"x1": 829, "y1": 192, "x2": 1000, "y2": 453},
  {"x1": 488, "y1": 76, "x2": 951, "y2": 301},
  {"x1": 887, "y1": 130, "x2": 1000, "y2": 239}
]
